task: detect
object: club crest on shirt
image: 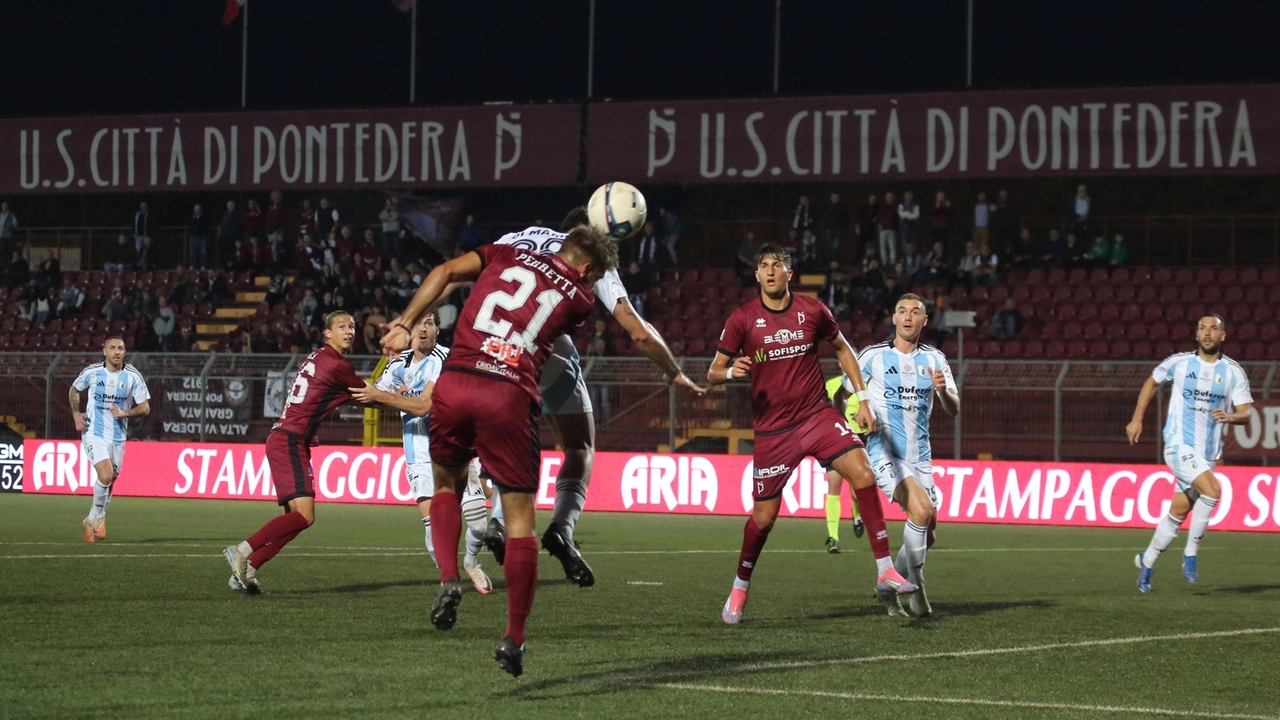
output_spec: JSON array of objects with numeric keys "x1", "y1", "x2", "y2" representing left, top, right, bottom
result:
[{"x1": 1214, "y1": 373, "x2": 1224, "y2": 384}]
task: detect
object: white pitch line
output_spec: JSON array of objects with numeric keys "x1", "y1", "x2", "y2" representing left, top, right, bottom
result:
[
  {"x1": 728, "y1": 627, "x2": 1280, "y2": 674},
  {"x1": 653, "y1": 683, "x2": 1279, "y2": 720},
  {"x1": 626, "y1": 581, "x2": 664, "y2": 586},
  {"x1": 0, "y1": 552, "x2": 423, "y2": 560}
]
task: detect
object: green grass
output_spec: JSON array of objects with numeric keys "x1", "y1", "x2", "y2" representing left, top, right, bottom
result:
[{"x1": 1, "y1": 494, "x2": 1278, "y2": 719}]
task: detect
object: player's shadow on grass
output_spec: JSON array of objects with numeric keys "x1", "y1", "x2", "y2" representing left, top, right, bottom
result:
[
  {"x1": 807, "y1": 598, "x2": 1055, "y2": 624},
  {"x1": 501, "y1": 650, "x2": 815, "y2": 701},
  {"x1": 1194, "y1": 584, "x2": 1280, "y2": 596}
]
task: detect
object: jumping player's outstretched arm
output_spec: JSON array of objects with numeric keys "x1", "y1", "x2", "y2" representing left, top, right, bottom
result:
[
  {"x1": 383, "y1": 252, "x2": 483, "y2": 355},
  {"x1": 829, "y1": 332, "x2": 877, "y2": 434},
  {"x1": 610, "y1": 297, "x2": 706, "y2": 395},
  {"x1": 350, "y1": 381, "x2": 435, "y2": 417}
]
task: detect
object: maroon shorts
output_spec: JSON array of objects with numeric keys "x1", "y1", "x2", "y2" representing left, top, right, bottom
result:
[
  {"x1": 266, "y1": 430, "x2": 314, "y2": 506},
  {"x1": 751, "y1": 406, "x2": 863, "y2": 501},
  {"x1": 428, "y1": 370, "x2": 541, "y2": 493}
]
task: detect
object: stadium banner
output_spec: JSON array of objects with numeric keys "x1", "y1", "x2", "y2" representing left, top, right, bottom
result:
[
  {"x1": 1224, "y1": 400, "x2": 1280, "y2": 462},
  {"x1": 0, "y1": 439, "x2": 22, "y2": 492},
  {"x1": 22, "y1": 440, "x2": 1280, "y2": 532},
  {"x1": 157, "y1": 377, "x2": 252, "y2": 439},
  {"x1": 0, "y1": 104, "x2": 579, "y2": 193},
  {"x1": 587, "y1": 84, "x2": 1280, "y2": 183}
]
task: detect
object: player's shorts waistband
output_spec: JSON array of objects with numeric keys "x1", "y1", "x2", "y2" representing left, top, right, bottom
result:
[{"x1": 269, "y1": 428, "x2": 304, "y2": 440}]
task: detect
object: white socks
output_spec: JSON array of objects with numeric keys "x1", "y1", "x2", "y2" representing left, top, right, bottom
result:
[
  {"x1": 421, "y1": 516, "x2": 437, "y2": 567},
  {"x1": 1143, "y1": 513, "x2": 1182, "y2": 568},
  {"x1": 875, "y1": 556, "x2": 893, "y2": 575},
  {"x1": 732, "y1": 577, "x2": 750, "y2": 592},
  {"x1": 1184, "y1": 496, "x2": 1218, "y2": 557},
  {"x1": 490, "y1": 489, "x2": 505, "y2": 528},
  {"x1": 461, "y1": 493, "x2": 488, "y2": 566},
  {"x1": 901, "y1": 521, "x2": 929, "y2": 586},
  {"x1": 89, "y1": 481, "x2": 110, "y2": 520}
]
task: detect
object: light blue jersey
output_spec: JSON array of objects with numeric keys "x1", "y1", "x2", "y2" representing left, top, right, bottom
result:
[
  {"x1": 1152, "y1": 352, "x2": 1252, "y2": 462},
  {"x1": 852, "y1": 341, "x2": 955, "y2": 467},
  {"x1": 72, "y1": 362, "x2": 150, "y2": 444},
  {"x1": 376, "y1": 345, "x2": 448, "y2": 464}
]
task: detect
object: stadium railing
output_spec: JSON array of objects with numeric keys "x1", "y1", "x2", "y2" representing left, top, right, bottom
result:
[
  {"x1": 3, "y1": 352, "x2": 1276, "y2": 466},
  {"x1": 12, "y1": 214, "x2": 1280, "y2": 270}
]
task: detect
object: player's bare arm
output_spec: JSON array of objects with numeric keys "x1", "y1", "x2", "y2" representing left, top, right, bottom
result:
[
  {"x1": 69, "y1": 387, "x2": 85, "y2": 433},
  {"x1": 707, "y1": 352, "x2": 751, "y2": 385},
  {"x1": 1212, "y1": 403, "x2": 1252, "y2": 425},
  {"x1": 830, "y1": 332, "x2": 877, "y2": 434},
  {"x1": 612, "y1": 297, "x2": 706, "y2": 395},
  {"x1": 1126, "y1": 376, "x2": 1160, "y2": 444},
  {"x1": 383, "y1": 251, "x2": 484, "y2": 354},
  {"x1": 930, "y1": 368, "x2": 960, "y2": 416},
  {"x1": 350, "y1": 380, "x2": 433, "y2": 417},
  {"x1": 109, "y1": 400, "x2": 151, "y2": 419}
]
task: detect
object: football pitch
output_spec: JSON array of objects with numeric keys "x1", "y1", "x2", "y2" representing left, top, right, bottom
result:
[{"x1": 1, "y1": 494, "x2": 1278, "y2": 719}]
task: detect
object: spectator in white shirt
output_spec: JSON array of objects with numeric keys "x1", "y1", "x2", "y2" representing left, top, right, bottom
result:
[
  {"x1": 897, "y1": 190, "x2": 920, "y2": 250},
  {"x1": 972, "y1": 191, "x2": 990, "y2": 247}
]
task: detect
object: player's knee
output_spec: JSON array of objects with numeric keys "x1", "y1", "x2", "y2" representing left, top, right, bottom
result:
[
  {"x1": 1198, "y1": 474, "x2": 1221, "y2": 499},
  {"x1": 752, "y1": 514, "x2": 776, "y2": 533}
]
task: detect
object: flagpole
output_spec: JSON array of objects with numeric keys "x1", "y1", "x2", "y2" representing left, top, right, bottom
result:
[
  {"x1": 409, "y1": 2, "x2": 418, "y2": 104},
  {"x1": 241, "y1": 1, "x2": 249, "y2": 108}
]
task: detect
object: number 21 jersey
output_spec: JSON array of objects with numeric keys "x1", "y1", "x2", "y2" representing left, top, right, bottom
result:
[{"x1": 445, "y1": 244, "x2": 596, "y2": 405}]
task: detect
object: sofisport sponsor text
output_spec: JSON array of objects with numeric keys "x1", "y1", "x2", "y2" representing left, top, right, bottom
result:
[{"x1": 22, "y1": 440, "x2": 1280, "y2": 532}]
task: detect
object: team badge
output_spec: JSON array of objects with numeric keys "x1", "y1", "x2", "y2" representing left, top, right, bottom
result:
[{"x1": 797, "y1": 312, "x2": 806, "y2": 324}]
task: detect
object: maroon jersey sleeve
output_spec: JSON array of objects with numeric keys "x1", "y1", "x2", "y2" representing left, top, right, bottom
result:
[
  {"x1": 717, "y1": 307, "x2": 746, "y2": 357},
  {"x1": 816, "y1": 300, "x2": 840, "y2": 343},
  {"x1": 273, "y1": 346, "x2": 357, "y2": 443}
]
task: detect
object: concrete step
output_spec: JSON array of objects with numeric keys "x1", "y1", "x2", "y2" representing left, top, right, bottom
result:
[
  {"x1": 216, "y1": 307, "x2": 258, "y2": 318},
  {"x1": 196, "y1": 339, "x2": 218, "y2": 351},
  {"x1": 237, "y1": 291, "x2": 267, "y2": 303},
  {"x1": 798, "y1": 273, "x2": 827, "y2": 286}
]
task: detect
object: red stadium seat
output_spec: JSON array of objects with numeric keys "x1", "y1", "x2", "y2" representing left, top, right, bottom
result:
[
  {"x1": 1030, "y1": 286, "x2": 1052, "y2": 303},
  {"x1": 1131, "y1": 341, "x2": 1154, "y2": 358},
  {"x1": 665, "y1": 321, "x2": 688, "y2": 338},
  {"x1": 1041, "y1": 321, "x2": 1061, "y2": 338},
  {"x1": 1245, "y1": 286, "x2": 1267, "y2": 304},
  {"x1": 1157, "y1": 285, "x2": 1180, "y2": 304},
  {"x1": 989, "y1": 285, "x2": 1009, "y2": 302},
  {"x1": 1049, "y1": 286, "x2": 1071, "y2": 303},
  {"x1": 1136, "y1": 285, "x2": 1158, "y2": 303},
  {"x1": 1066, "y1": 341, "x2": 1089, "y2": 359},
  {"x1": 1076, "y1": 304, "x2": 1099, "y2": 321},
  {"x1": 1099, "y1": 304, "x2": 1120, "y2": 322},
  {"x1": 1263, "y1": 268, "x2": 1280, "y2": 285},
  {"x1": 1067, "y1": 268, "x2": 1087, "y2": 285},
  {"x1": 1111, "y1": 268, "x2": 1131, "y2": 284},
  {"x1": 1238, "y1": 322, "x2": 1260, "y2": 339},
  {"x1": 1154, "y1": 268, "x2": 1175, "y2": 284},
  {"x1": 1025, "y1": 268, "x2": 1046, "y2": 285},
  {"x1": 1239, "y1": 267, "x2": 1260, "y2": 286},
  {"x1": 9, "y1": 336, "x2": 28, "y2": 350},
  {"x1": 1267, "y1": 343, "x2": 1280, "y2": 360},
  {"x1": 1045, "y1": 340, "x2": 1066, "y2": 357},
  {"x1": 1072, "y1": 286, "x2": 1094, "y2": 303},
  {"x1": 1260, "y1": 324, "x2": 1280, "y2": 342},
  {"x1": 1056, "y1": 304, "x2": 1078, "y2": 321},
  {"x1": 1082, "y1": 322, "x2": 1105, "y2": 340},
  {"x1": 1141, "y1": 305, "x2": 1163, "y2": 322},
  {"x1": 1011, "y1": 286, "x2": 1030, "y2": 302},
  {"x1": 1153, "y1": 341, "x2": 1177, "y2": 358},
  {"x1": 1163, "y1": 304, "x2": 1186, "y2": 324},
  {"x1": 686, "y1": 338, "x2": 710, "y2": 356},
  {"x1": 1121, "y1": 305, "x2": 1142, "y2": 322},
  {"x1": 1088, "y1": 268, "x2": 1110, "y2": 284},
  {"x1": 1192, "y1": 268, "x2": 1214, "y2": 285},
  {"x1": 1255, "y1": 305, "x2": 1276, "y2": 324},
  {"x1": 1201, "y1": 286, "x2": 1223, "y2": 304},
  {"x1": 1003, "y1": 340, "x2": 1024, "y2": 359},
  {"x1": 1242, "y1": 342, "x2": 1267, "y2": 361},
  {"x1": 1109, "y1": 340, "x2": 1132, "y2": 359},
  {"x1": 1020, "y1": 340, "x2": 1042, "y2": 358},
  {"x1": 1061, "y1": 322, "x2": 1083, "y2": 340},
  {"x1": 1126, "y1": 324, "x2": 1148, "y2": 341},
  {"x1": 1047, "y1": 268, "x2": 1067, "y2": 285},
  {"x1": 1268, "y1": 285, "x2": 1280, "y2": 305},
  {"x1": 1223, "y1": 286, "x2": 1244, "y2": 303},
  {"x1": 1147, "y1": 322, "x2": 1172, "y2": 340},
  {"x1": 1113, "y1": 285, "x2": 1135, "y2": 303}
]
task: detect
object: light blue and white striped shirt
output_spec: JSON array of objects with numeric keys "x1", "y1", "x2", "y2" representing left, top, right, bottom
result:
[
  {"x1": 1153, "y1": 352, "x2": 1252, "y2": 461},
  {"x1": 852, "y1": 342, "x2": 956, "y2": 466},
  {"x1": 72, "y1": 363, "x2": 150, "y2": 444},
  {"x1": 376, "y1": 345, "x2": 448, "y2": 464}
]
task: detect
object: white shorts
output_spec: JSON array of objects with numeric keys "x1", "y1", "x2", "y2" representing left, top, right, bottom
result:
[
  {"x1": 410, "y1": 459, "x2": 486, "y2": 501},
  {"x1": 866, "y1": 433, "x2": 939, "y2": 509},
  {"x1": 1163, "y1": 444, "x2": 1214, "y2": 492},
  {"x1": 83, "y1": 436, "x2": 124, "y2": 476},
  {"x1": 539, "y1": 334, "x2": 592, "y2": 416}
]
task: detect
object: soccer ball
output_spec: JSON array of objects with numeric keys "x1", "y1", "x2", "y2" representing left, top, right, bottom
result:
[{"x1": 587, "y1": 182, "x2": 647, "y2": 240}]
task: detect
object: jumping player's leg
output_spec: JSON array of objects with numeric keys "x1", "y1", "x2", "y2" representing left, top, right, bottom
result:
[
  {"x1": 428, "y1": 461, "x2": 470, "y2": 585},
  {"x1": 545, "y1": 413, "x2": 594, "y2": 540}
]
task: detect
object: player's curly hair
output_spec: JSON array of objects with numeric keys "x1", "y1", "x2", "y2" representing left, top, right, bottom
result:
[{"x1": 562, "y1": 224, "x2": 620, "y2": 275}]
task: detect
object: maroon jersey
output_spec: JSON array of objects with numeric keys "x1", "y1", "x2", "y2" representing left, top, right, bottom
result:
[
  {"x1": 717, "y1": 292, "x2": 840, "y2": 433},
  {"x1": 272, "y1": 345, "x2": 365, "y2": 442},
  {"x1": 445, "y1": 244, "x2": 595, "y2": 404}
]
